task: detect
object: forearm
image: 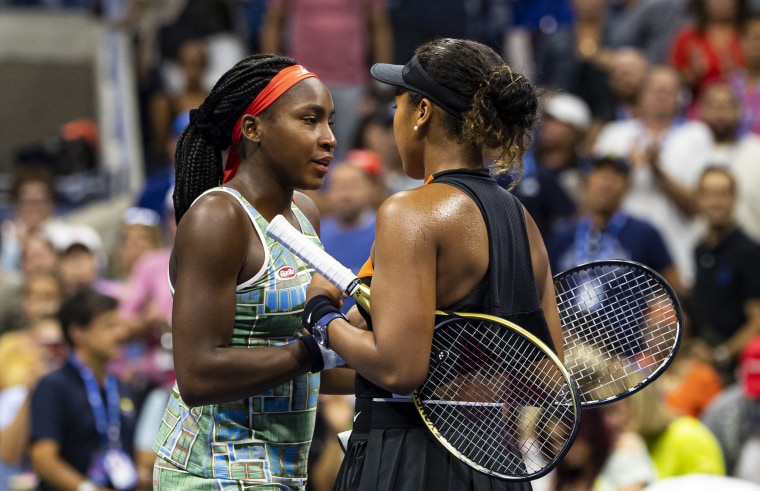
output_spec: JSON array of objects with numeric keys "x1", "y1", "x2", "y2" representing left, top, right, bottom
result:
[
  {"x1": 0, "y1": 393, "x2": 31, "y2": 465},
  {"x1": 329, "y1": 319, "x2": 425, "y2": 395},
  {"x1": 32, "y1": 448, "x2": 91, "y2": 491},
  {"x1": 175, "y1": 342, "x2": 314, "y2": 406},
  {"x1": 723, "y1": 321, "x2": 760, "y2": 359}
]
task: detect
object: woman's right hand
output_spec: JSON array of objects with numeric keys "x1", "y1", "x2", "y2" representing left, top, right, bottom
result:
[{"x1": 305, "y1": 274, "x2": 344, "y2": 306}]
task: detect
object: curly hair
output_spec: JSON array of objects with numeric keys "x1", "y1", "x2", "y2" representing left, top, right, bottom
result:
[
  {"x1": 173, "y1": 53, "x2": 298, "y2": 223},
  {"x1": 404, "y1": 38, "x2": 539, "y2": 183}
]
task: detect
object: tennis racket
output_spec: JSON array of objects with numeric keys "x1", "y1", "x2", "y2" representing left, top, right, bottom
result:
[
  {"x1": 553, "y1": 260, "x2": 682, "y2": 407},
  {"x1": 267, "y1": 214, "x2": 581, "y2": 481}
]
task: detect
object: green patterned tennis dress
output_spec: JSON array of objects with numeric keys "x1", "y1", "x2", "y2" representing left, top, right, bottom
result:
[{"x1": 153, "y1": 187, "x2": 321, "y2": 490}]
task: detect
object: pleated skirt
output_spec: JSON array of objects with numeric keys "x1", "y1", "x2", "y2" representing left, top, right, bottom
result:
[{"x1": 333, "y1": 425, "x2": 534, "y2": 491}]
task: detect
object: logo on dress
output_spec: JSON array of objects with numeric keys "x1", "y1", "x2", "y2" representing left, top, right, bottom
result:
[{"x1": 276, "y1": 266, "x2": 296, "y2": 280}]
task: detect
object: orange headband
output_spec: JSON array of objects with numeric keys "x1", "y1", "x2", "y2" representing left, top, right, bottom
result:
[{"x1": 223, "y1": 64, "x2": 318, "y2": 183}]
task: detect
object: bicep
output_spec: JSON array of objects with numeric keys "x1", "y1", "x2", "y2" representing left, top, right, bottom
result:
[
  {"x1": 370, "y1": 199, "x2": 438, "y2": 377},
  {"x1": 170, "y1": 201, "x2": 247, "y2": 372},
  {"x1": 29, "y1": 439, "x2": 60, "y2": 466}
]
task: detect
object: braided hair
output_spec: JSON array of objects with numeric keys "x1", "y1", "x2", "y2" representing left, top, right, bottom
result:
[{"x1": 173, "y1": 53, "x2": 298, "y2": 223}]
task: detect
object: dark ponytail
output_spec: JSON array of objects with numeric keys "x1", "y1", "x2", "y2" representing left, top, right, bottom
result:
[
  {"x1": 407, "y1": 39, "x2": 539, "y2": 183},
  {"x1": 173, "y1": 53, "x2": 298, "y2": 223}
]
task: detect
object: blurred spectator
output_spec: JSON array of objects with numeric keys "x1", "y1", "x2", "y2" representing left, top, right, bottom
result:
[
  {"x1": 136, "y1": 109, "x2": 187, "y2": 225},
  {"x1": 148, "y1": 38, "x2": 208, "y2": 164},
  {"x1": 596, "y1": 399, "x2": 659, "y2": 490},
  {"x1": 547, "y1": 156, "x2": 682, "y2": 290},
  {"x1": 353, "y1": 104, "x2": 420, "y2": 196},
  {"x1": 669, "y1": 0, "x2": 748, "y2": 113},
  {"x1": 607, "y1": 47, "x2": 651, "y2": 121},
  {"x1": 546, "y1": 405, "x2": 656, "y2": 491},
  {"x1": 730, "y1": 137, "x2": 760, "y2": 244},
  {"x1": 700, "y1": 82, "x2": 744, "y2": 165},
  {"x1": 119, "y1": 188, "x2": 176, "y2": 489},
  {"x1": 692, "y1": 167, "x2": 760, "y2": 382},
  {"x1": 730, "y1": 14, "x2": 760, "y2": 137},
  {"x1": 660, "y1": 297, "x2": 723, "y2": 418},
  {"x1": 694, "y1": 81, "x2": 760, "y2": 243},
  {"x1": 29, "y1": 288, "x2": 137, "y2": 491},
  {"x1": 51, "y1": 224, "x2": 121, "y2": 298},
  {"x1": 115, "y1": 196, "x2": 175, "y2": 401},
  {"x1": 701, "y1": 335, "x2": 760, "y2": 483},
  {"x1": 606, "y1": 0, "x2": 689, "y2": 64},
  {"x1": 535, "y1": 0, "x2": 618, "y2": 127},
  {"x1": 0, "y1": 269, "x2": 66, "y2": 336},
  {"x1": 0, "y1": 315, "x2": 65, "y2": 489},
  {"x1": 19, "y1": 232, "x2": 59, "y2": 278},
  {"x1": 626, "y1": 381, "x2": 726, "y2": 478},
  {"x1": 1, "y1": 168, "x2": 63, "y2": 274},
  {"x1": 507, "y1": 92, "x2": 589, "y2": 239},
  {"x1": 155, "y1": 0, "x2": 245, "y2": 91},
  {"x1": 115, "y1": 206, "x2": 164, "y2": 281},
  {"x1": 260, "y1": 0, "x2": 393, "y2": 161},
  {"x1": 593, "y1": 65, "x2": 714, "y2": 289},
  {"x1": 388, "y1": 0, "x2": 510, "y2": 65}
]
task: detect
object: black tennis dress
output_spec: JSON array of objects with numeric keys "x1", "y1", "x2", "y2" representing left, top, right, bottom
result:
[{"x1": 333, "y1": 168, "x2": 555, "y2": 491}]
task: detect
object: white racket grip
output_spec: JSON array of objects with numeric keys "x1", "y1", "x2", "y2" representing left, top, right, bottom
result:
[{"x1": 267, "y1": 214, "x2": 357, "y2": 293}]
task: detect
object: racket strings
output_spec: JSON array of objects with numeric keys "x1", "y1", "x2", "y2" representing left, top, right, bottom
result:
[
  {"x1": 416, "y1": 319, "x2": 579, "y2": 478},
  {"x1": 555, "y1": 265, "x2": 679, "y2": 404}
]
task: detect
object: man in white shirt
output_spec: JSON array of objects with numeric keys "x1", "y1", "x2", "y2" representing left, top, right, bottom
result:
[{"x1": 593, "y1": 65, "x2": 714, "y2": 289}]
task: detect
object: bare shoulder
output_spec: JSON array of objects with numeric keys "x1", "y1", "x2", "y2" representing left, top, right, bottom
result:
[
  {"x1": 293, "y1": 190, "x2": 320, "y2": 233},
  {"x1": 378, "y1": 183, "x2": 475, "y2": 227},
  {"x1": 174, "y1": 191, "x2": 249, "y2": 261}
]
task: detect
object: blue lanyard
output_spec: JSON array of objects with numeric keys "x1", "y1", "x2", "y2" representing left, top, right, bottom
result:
[
  {"x1": 574, "y1": 212, "x2": 628, "y2": 264},
  {"x1": 69, "y1": 354, "x2": 122, "y2": 449}
]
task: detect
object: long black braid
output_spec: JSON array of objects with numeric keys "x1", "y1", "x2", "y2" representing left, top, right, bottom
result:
[{"x1": 173, "y1": 53, "x2": 298, "y2": 223}]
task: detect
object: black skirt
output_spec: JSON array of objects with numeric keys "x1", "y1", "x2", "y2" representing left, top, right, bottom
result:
[{"x1": 333, "y1": 400, "x2": 533, "y2": 491}]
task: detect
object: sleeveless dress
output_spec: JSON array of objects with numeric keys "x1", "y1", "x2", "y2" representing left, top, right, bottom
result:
[
  {"x1": 334, "y1": 168, "x2": 555, "y2": 491},
  {"x1": 152, "y1": 187, "x2": 321, "y2": 491}
]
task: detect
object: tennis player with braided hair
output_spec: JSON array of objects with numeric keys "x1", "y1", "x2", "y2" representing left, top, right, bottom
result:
[
  {"x1": 151, "y1": 54, "x2": 354, "y2": 489},
  {"x1": 299, "y1": 38, "x2": 565, "y2": 490}
]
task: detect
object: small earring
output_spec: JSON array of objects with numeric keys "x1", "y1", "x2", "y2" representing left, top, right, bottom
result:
[{"x1": 413, "y1": 125, "x2": 418, "y2": 132}]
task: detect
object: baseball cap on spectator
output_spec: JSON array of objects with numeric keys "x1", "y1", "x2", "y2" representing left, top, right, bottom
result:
[
  {"x1": 739, "y1": 336, "x2": 760, "y2": 398},
  {"x1": 543, "y1": 93, "x2": 592, "y2": 132},
  {"x1": 47, "y1": 223, "x2": 107, "y2": 271}
]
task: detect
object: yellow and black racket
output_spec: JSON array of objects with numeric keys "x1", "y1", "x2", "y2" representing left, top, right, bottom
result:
[
  {"x1": 553, "y1": 260, "x2": 682, "y2": 407},
  {"x1": 267, "y1": 215, "x2": 581, "y2": 481}
]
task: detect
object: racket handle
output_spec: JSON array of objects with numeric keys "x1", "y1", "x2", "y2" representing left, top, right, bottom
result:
[
  {"x1": 347, "y1": 280, "x2": 372, "y2": 314},
  {"x1": 267, "y1": 214, "x2": 372, "y2": 313}
]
